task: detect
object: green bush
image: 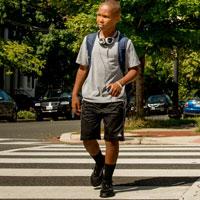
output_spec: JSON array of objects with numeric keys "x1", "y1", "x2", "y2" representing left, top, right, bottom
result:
[
  {"x1": 125, "y1": 118, "x2": 197, "y2": 130},
  {"x1": 17, "y1": 110, "x2": 35, "y2": 120},
  {"x1": 195, "y1": 117, "x2": 200, "y2": 132}
]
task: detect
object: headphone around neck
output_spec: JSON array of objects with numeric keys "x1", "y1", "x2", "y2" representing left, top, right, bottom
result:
[{"x1": 98, "y1": 31, "x2": 118, "y2": 46}]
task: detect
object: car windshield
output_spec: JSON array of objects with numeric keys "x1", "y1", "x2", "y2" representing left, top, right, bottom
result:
[
  {"x1": 44, "y1": 90, "x2": 62, "y2": 98},
  {"x1": 148, "y1": 95, "x2": 165, "y2": 104},
  {"x1": 191, "y1": 97, "x2": 200, "y2": 101},
  {"x1": 60, "y1": 92, "x2": 71, "y2": 98},
  {"x1": 43, "y1": 90, "x2": 71, "y2": 99}
]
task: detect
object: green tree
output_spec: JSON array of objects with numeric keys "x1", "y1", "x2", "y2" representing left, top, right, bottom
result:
[
  {"x1": 0, "y1": 0, "x2": 199, "y2": 110},
  {"x1": 120, "y1": 0, "x2": 199, "y2": 117},
  {"x1": 0, "y1": 40, "x2": 44, "y2": 75}
]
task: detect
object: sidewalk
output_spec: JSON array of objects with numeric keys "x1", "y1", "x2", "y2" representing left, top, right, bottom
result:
[{"x1": 59, "y1": 127, "x2": 200, "y2": 145}]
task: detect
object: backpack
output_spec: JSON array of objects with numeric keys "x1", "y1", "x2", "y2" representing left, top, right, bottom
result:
[{"x1": 86, "y1": 32, "x2": 133, "y2": 104}]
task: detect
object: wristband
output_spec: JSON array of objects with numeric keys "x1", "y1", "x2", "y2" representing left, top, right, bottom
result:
[{"x1": 116, "y1": 81, "x2": 123, "y2": 89}]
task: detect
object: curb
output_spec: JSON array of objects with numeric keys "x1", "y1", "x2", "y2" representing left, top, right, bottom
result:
[
  {"x1": 180, "y1": 178, "x2": 200, "y2": 200},
  {"x1": 59, "y1": 132, "x2": 200, "y2": 145}
]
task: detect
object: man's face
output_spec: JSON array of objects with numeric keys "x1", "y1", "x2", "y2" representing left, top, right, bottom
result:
[{"x1": 96, "y1": 4, "x2": 120, "y2": 32}]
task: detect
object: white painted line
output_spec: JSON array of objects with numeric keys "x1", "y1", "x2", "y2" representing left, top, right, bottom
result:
[
  {"x1": 0, "y1": 168, "x2": 199, "y2": 177},
  {"x1": 180, "y1": 178, "x2": 200, "y2": 200},
  {"x1": 0, "y1": 141, "x2": 48, "y2": 145},
  {"x1": 0, "y1": 158, "x2": 199, "y2": 164},
  {"x1": 0, "y1": 138, "x2": 40, "y2": 141},
  {"x1": 20, "y1": 147, "x2": 200, "y2": 151},
  {"x1": 0, "y1": 145, "x2": 52, "y2": 153},
  {"x1": 1, "y1": 151, "x2": 200, "y2": 156},
  {"x1": 39, "y1": 144, "x2": 85, "y2": 148},
  {"x1": 0, "y1": 186, "x2": 188, "y2": 199},
  {"x1": 40, "y1": 144, "x2": 200, "y2": 148}
]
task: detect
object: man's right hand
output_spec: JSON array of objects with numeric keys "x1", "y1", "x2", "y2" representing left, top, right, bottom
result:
[{"x1": 72, "y1": 95, "x2": 81, "y2": 116}]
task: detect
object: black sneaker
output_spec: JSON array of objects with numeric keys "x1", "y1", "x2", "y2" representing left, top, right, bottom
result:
[
  {"x1": 100, "y1": 180, "x2": 115, "y2": 198},
  {"x1": 90, "y1": 163, "x2": 104, "y2": 187}
]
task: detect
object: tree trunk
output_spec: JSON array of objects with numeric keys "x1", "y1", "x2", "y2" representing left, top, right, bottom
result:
[
  {"x1": 0, "y1": 67, "x2": 4, "y2": 89},
  {"x1": 136, "y1": 56, "x2": 145, "y2": 119}
]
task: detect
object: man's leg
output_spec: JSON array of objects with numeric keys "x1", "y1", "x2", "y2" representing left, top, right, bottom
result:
[
  {"x1": 83, "y1": 140, "x2": 105, "y2": 187},
  {"x1": 100, "y1": 140, "x2": 119, "y2": 198},
  {"x1": 104, "y1": 140, "x2": 119, "y2": 178},
  {"x1": 99, "y1": 102, "x2": 124, "y2": 198},
  {"x1": 83, "y1": 139, "x2": 100, "y2": 156}
]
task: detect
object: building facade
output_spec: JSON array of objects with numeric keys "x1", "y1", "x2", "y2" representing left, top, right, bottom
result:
[{"x1": 1, "y1": 27, "x2": 37, "y2": 97}]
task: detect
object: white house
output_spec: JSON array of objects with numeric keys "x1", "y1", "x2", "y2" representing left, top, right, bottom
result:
[{"x1": 1, "y1": 27, "x2": 37, "y2": 97}]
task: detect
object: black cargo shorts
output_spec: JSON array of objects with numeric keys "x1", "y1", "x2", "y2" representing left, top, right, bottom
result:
[{"x1": 81, "y1": 100, "x2": 126, "y2": 141}]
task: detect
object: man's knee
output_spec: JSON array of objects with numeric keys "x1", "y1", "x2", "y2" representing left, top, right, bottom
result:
[
  {"x1": 83, "y1": 139, "x2": 97, "y2": 146},
  {"x1": 83, "y1": 140, "x2": 100, "y2": 156},
  {"x1": 105, "y1": 140, "x2": 119, "y2": 148}
]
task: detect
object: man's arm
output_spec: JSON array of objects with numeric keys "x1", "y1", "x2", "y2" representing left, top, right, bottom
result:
[
  {"x1": 107, "y1": 66, "x2": 139, "y2": 97},
  {"x1": 72, "y1": 65, "x2": 89, "y2": 115},
  {"x1": 118, "y1": 66, "x2": 139, "y2": 86}
]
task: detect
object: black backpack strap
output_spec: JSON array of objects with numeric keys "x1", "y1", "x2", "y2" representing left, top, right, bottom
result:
[
  {"x1": 86, "y1": 32, "x2": 97, "y2": 67},
  {"x1": 118, "y1": 34, "x2": 132, "y2": 104},
  {"x1": 118, "y1": 33, "x2": 128, "y2": 75}
]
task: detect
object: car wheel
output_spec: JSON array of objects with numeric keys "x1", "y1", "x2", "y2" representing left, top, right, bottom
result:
[
  {"x1": 183, "y1": 114, "x2": 188, "y2": 119},
  {"x1": 9, "y1": 110, "x2": 17, "y2": 122},
  {"x1": 52, "y1": 116, "x2": 58, "y2": 121},
  {"x1": 71, "y1": 112, "x2": 80, "y2": 120},
  {"x1": 36, "y1": 114, "x2": 43, "y2": 121}
]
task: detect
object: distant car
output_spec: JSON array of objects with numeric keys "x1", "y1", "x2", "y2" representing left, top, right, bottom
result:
[
  {"x1": 13, "y1": 92, "x2": 36, "y2": 111},
  {"x1": 0, "y1": 89, "x2": 17, "y2": 122},
  {"x1": 178, "y1": 100, "x2": 186, "y2": 113},
  {"x1": 183, "y1": 97, "x2": 200, "y2": 118},
  {"x1": 34, "y1": 89, "x2": 73, "y2": 121},
  {"x1": 126, "y1": 96, "x2": 136, "y2": 118},
  {"x1": 144, "y1": 94, "x2": 173, "y2": 115}
]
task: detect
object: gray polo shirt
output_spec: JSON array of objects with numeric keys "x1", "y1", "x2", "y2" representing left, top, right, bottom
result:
[{"x1": 76, "y1": 31, "x2": 140, "y2": 103}]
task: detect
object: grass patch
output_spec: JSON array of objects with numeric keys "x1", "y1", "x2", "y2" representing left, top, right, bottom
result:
[
  {"x1": 196, "y1": 117, "x2": 200, "y2": 132},
  {"x1": 17, "y1": 110, "x2": 36, "y2": 120},
  {"x1": 125, "y1": 117, "x2": 199, "y2": 130}
]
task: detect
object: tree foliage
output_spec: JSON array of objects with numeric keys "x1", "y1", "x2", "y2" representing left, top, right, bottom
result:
[
  {"x1": 0, "y1": 40, "x2": 45, "y2": 75},
  {"x1": 0, "y1": 0, "x2": 199, "y2": 101}
]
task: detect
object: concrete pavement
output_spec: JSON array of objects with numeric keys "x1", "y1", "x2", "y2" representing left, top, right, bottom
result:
[
  {"x1": 58, "y1": 127, "x2": 200, "y2": 200},
  {"x1": 60, "y1": 127, "x2": 200, "y2": 145}
]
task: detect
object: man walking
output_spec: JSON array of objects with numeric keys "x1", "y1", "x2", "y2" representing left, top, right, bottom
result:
[{"x1": 72, "y1": 0, "x2": 140, "y2": 197}]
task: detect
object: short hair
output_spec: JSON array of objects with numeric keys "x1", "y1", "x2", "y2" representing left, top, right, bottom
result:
[{"x1": 100, "y1": 0, "x2": 121, "y2": 16}]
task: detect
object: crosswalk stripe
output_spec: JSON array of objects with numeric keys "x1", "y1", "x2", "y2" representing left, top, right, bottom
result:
[
  {"x1": 1, "y1": 151, "x2": 200, "y2": 156},
  {"x1": 22, "y1": 147, "x2": 200, "y2": 151},
  {"x1": 0, "y1": 141, "x2": 49, "y2": 145},
  {"x1": 0, "y1": 186, "x2": 188, "y2": 199},
  {"x1": 0, "y1": 158, "x2": 199, "y2": 164},
  {"x1": 34, "y1": 144, "x2": 200, "y2": 148},
  {"x1": 0, "y1": 168, "x2": 199, "y2": 177},
  {"x1": 0, "y1": 138, "x2": 199, "y2": 200},
  {"x1": 0, "y1": 138, "x2": 40, "y2": 141}
]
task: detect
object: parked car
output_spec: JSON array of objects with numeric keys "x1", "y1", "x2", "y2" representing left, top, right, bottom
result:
[
  {"x1": 34, "y1": 88, "x2": 73, "y2": 121},
  {"x1": 144, "y1": 94, "x2": 173, "y2": 115},
  {"x1": 178, "y1": 100, "x2": 186, "y2": 114},
  {"x1": 13, "y1": 90, "x2": 36, "y2": 111},
  {"x1": 126, "y1": 96, "x2": 136, "y2": 118},
  {"x1": 0, "y1": 89, "x2": 17, "y2": 122},
  {"x1": 183, "y1": 97, "x2": 200, "y2": 118}
]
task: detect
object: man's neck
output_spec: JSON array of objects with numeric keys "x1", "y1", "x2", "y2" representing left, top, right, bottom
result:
[{"x1": 100, "y1": 29, "x2": 117, "y2": 38}]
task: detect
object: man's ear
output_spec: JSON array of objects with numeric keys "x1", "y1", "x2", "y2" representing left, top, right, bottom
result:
[
  {"x1": 118, "y1": 14, "x2": 121, "y2": 22},
  {"x1": 114, "y1": 14, "x2": 121, "y2": 22}
]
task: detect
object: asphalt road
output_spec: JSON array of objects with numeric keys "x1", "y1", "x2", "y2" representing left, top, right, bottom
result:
[
  {"x1": 0, "y1": 141, "x2": 199, "y2": 199},
  {"x1": 0, "y1": 119, "x2": 81, "y2": 139},
  {"x1": 0, "y1": 117, "x2": 199, "y2": 199}
]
